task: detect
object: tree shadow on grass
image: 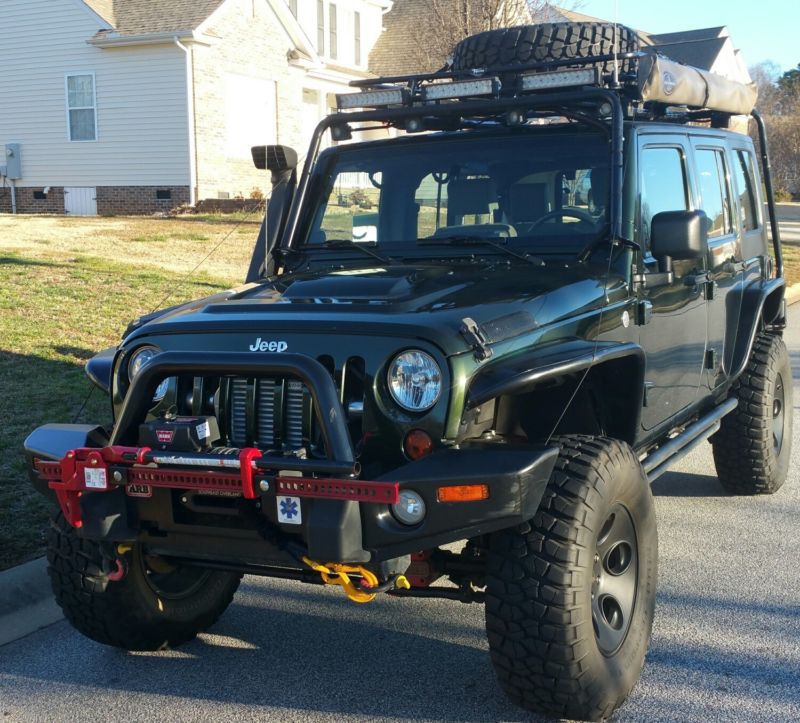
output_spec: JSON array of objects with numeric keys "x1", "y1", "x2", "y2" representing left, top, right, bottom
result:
[{"x1": 0, "y1": 255, "x2": 60, "y2": 268}]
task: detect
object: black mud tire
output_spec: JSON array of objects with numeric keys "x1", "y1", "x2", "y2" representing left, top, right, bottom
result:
[
  {"x1": 485, "y1": 436, "x2": 657, "y2": 721},
  {"x1": 47, "y1": 511, "x2": 241, "y2": 650},
  {"x1": 712, "y1": 332, "x2": 793, "y2": 495},
  {"x1": 451, "y1": 22, "x2": 640, "y2": 76}
]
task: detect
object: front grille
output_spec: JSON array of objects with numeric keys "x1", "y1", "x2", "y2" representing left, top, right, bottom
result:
[
  {"x1": 222, "y1": 356, "x2": 365, "y2": 453},
  {"x1": 230, "y1": 378, "x2": 249, "y2": 444},
  {"x1": 284, "y1": 380, "x2": 305, "y2": 449}
]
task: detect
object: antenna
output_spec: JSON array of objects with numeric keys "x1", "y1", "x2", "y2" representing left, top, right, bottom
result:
[{"x1": 612, "y1": 0, "x2": 620, "y2": 87}]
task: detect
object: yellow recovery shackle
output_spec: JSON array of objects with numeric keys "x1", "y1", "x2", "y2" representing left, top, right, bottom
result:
[{"x1": 301, "y1": 556, "x2": 410, "y2": 603}]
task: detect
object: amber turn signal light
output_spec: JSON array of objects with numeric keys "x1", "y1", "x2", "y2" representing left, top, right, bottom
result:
[
  {"x1": 403, "y1": 429, "x2": 434, "y2": 460},
  {"x1": 436, "y1": 484, "x2": 490, "y2": 503}
]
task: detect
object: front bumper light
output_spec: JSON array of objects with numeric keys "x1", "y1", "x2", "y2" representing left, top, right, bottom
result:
[
  {"x1": 387, "y1": 350, "x2": 442, "y2": 412},
  {"x1": 392, "y1": 489, "x2": 426, "y2": 525}
]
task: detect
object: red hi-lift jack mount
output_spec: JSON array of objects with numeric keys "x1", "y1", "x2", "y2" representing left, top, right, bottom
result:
[{"x1": 35, "y1": 445, "x2": 400, "y2": 529}]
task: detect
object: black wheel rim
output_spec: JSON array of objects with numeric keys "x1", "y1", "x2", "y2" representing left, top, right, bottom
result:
[
  {"x1": 138, "y1": 549, "x2": 211, "y2": 600},
  {"x1": 591, "y1": 503, "x2": 638, "y2": 656},
  {"x1": 773, "y1": 373, "x2": 785, "y2": 455}
]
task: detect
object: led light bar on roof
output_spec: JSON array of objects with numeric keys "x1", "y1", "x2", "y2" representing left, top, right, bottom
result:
[
  {"x1": 422, "y1": 77, "x2": 499, "y2": 102},
  {"x1": 336, "y1": 88, "x2": 406, "y2": 110},
  {"x1": 519, "y1": 67, "x2": 601, "y2": 91}
]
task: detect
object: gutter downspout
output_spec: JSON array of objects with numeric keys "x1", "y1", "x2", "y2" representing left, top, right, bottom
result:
[{"x1": 174, "y1": 37, "x2": 197, "y2": 206}]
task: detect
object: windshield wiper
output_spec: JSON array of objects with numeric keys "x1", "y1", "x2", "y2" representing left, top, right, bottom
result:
[
  {"x1": 319, "y1": 239, "x2": 397, "y2": 265},
  {"x1": 417, "y1": 236, "x2": 545, "y2": 266}
]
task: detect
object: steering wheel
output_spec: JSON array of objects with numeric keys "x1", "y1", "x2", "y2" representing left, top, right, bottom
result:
[{"x1": 525, "y1": 208, "x2": 596, "y2": 232}]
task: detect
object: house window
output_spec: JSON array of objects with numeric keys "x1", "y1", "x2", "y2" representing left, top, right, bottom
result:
[
  {"x1": 316, "y1": 0, "x2": 324, "y2": 54},
  {"x1": 354, "y1": 11, "x2": 361, "y2": 65},
  {"x1": 66, "y1": 73, "x2": 97, "y2": 141},
  {"x1": 329, "y1": 4, "x2": 338, "y2": 60},
  {"x1": 156, "y1": 189, "x2": 172, "y2": 200},
  {"x1": 288, "y1": 0, "x2": 297, "y2": 17}
]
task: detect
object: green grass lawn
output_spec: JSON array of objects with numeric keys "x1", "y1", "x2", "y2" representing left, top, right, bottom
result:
[
  {"x1": 0, "y1": 214, "x2": 257, "y2": 570},
  {"x1": 1, "y1": 210, "x2": 798, "y2": 571}
]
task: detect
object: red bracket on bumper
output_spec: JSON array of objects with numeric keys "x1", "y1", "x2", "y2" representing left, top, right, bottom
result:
[
  {"x1": 35, "y1": 445, "x2": 400, "y2": 529},
  {"x1": 239, "y1": 447, "x2": 263, "y2": 500}
]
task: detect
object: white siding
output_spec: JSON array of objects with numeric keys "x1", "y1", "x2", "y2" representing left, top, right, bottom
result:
[{"x1": 0, "y1": 0, "x2": 189, "y2": 187}]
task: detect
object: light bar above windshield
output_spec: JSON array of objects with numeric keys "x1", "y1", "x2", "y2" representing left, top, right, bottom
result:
[
  {"x1": 336, "y1": 88, "x2": 407, "y2": 110},
  {"x1": 519, "y1": 67, "x2": 601, "y2": 91},
  {"x1": 421, "y1": 77, "x2": 499, "y2": 101}
]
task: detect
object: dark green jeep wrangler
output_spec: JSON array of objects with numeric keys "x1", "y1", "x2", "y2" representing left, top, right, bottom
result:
[{"x1": 26, "y1": 23, "x2": 792, "y2": 721}]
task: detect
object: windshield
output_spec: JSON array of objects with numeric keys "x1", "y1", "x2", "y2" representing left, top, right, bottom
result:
[{"x1": 298, "y1": 130, "x2": 610, "y2": 257}]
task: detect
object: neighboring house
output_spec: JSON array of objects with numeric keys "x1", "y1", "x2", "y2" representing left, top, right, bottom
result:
[
  {"x1": 369, "y1": 1, "x2": 751, "y2": 83},
  {"x1": 0, "y1": 0, "x2": 392, "y2": 215}
]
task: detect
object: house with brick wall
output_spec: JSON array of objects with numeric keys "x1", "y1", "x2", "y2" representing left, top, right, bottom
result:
[{"x1": 0, "y1": 0, "x2": 392, "y2": 215}]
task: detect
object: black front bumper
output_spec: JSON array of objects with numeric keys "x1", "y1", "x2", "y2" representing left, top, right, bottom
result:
[{"x1": 25, "y1": 351, "x2": 559, "y2": 566}]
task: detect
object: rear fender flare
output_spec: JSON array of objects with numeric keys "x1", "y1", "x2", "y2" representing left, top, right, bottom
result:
[{"x1": 730, "y1": 277, "x2": 785, "y2": 380}]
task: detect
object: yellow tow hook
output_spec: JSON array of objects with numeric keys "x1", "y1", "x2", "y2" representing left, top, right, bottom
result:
[{"x1": 301, "y1": 556, "x2": 410, "y2": 603}]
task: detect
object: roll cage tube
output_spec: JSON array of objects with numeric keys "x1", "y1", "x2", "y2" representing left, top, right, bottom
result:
[
  {"x1": 276, "y1": 88, "x2": 626, "y2": 259},
  {"x1": 751, "y1": 109, "x2": 783, "y2": 279}
]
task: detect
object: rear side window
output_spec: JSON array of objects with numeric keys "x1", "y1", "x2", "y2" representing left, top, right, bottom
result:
[
  {"x1": 732, "y1": 150, "x2": 759, "y2": 231},
  {"x1": 640, "y1": 147, "x2": 689, "y2": 245},
  {"x1": 695, "y1": 148, "x2": 733, "y2": 238}
]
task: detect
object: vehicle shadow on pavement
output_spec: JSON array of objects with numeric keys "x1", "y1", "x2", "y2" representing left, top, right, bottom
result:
[
  {"x1": 0, "y1": 587, "x2": 545, "y2": 722},
  {"x1": 650, "y1": 471, "x2": 728, "y2": 497}
]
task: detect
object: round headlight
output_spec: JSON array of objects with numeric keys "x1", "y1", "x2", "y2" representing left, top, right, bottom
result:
[
  {"x1": 127, "y1": 346, "x2": 159, "y2": 382},
  {"x1": 127, "y1": 346, "x2": 169, "y2": 401},
  {"x1": 392, "y1": 489, "x2": 426, "y2": 526},
  {"x1": 387, "y1": 350, "x2": 442, "y2": 412}
]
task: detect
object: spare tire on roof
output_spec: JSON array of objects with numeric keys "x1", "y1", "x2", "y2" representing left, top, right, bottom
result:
[{"x1": 451, "y1": 22, "x2": 640, "y2": 76}]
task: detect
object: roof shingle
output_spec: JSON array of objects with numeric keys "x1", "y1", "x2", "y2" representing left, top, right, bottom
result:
[{"x1": 83, "y1": 0, "x2": 226, "y2": 36}]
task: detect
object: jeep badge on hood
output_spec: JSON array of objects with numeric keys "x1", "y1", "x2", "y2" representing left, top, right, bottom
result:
[{"x1": 249, "y1": 338, "x2": 288, "y2": 352}]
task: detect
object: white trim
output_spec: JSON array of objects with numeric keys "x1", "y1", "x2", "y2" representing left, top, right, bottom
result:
[
  {"x1": 65, "y1": 72, "x2": 98, "y2": 143},
  {"x1": 88, "y1": 30, "x2": 216, "y2": 47},
  {"x1": 174, "y1": 37, "x2": 198, "y2": 206},
  {"x1": 264, "y1": 0, "x2": 321, "y2": 64}
]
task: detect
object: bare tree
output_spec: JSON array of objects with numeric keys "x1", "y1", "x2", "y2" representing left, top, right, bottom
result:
[
  {"x1": 750, "y1": 61, "x2": 800, "y2": 199},
  {"x1": 407, "y1": 0, "x2": 582, "y2": 72}
]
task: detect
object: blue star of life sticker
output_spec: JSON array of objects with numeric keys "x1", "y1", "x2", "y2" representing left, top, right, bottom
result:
[{"x1": 277, "y1": 496, "x2": 302, "y2": 524}]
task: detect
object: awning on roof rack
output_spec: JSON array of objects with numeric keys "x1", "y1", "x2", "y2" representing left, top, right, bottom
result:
[{"x1": 637, "y1": 51, "x2": 757, "y2": 115}]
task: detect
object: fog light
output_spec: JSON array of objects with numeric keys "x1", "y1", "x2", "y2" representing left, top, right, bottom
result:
[
  {"x1": 392, "y1": 489, "x2": 426, "y2": 526},
  {"x1": 404, "y1": 429, "x2": 433, "y2": 460}
]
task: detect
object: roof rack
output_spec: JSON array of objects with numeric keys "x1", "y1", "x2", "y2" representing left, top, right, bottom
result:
[{"x1": 334, "y1": 49, "x2": 757, "y2": 120}]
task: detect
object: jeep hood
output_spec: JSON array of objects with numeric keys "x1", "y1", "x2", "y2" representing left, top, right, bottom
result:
[{"x1": 126, "y1": 263, "x2": 619, "y2": 356}]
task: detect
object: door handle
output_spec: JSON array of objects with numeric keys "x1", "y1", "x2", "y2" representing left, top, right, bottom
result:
[
  {"x1": 685, "y1": 270, "x2": 712, "y2": 286},
  {"x1": 723, "y1": 260, "x2": 747, "y2": 274}
]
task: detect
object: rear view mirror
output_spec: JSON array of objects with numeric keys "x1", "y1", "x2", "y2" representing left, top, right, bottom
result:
[
  {"x1": 251, "y1": 145, "x2": 298, "y2": 173},
  {"x1": 651, "y1": 210, "x2": 708, "y2": 262}
]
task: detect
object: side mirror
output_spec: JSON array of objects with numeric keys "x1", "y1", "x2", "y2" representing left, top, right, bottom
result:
[
  {"x1": 251, "y1": 145, "x2": 298, "y2": 173},
  {"x1": 650, "y1": 210, "x2": 708, "y2": 263}
]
